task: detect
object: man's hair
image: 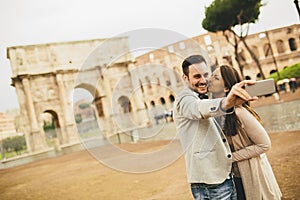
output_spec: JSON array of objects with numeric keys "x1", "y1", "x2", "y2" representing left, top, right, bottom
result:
[{"x1": 182, "y1": 55, "x2": 206, "y2": 76}]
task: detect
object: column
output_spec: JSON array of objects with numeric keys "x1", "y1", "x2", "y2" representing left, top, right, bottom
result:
[
  {"x1": 22, "y1": 77, "x2": 47, "y2": 151},
  {"x1": 56, "y1": 74, "x2": 79, "y2": 144}
]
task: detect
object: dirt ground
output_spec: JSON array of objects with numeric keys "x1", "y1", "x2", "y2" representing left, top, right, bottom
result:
[{"x1": 0, "y1": 90, "x2": 299, "y2": 200}]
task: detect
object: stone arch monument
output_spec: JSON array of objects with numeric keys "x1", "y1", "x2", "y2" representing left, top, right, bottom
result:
[
  {"x1": 7, "y1": 36, "x2": 182, "y2": 154},
  {"x1": 7, "y1": 37, "x2": 142, "y2": 153}
]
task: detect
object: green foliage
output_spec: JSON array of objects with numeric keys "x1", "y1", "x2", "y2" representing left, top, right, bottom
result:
[
  {"x1": 268, "y1": 63, "x2": 300, "y2": 82},
  {"x1": 2, "y1": 135, "x2": 27, "y2": 155},
  {"x1": 79, "y1": 103, "x2": 90, "y2": 109},
  {"x1": 202, "y1": 0, "x2": 262, "y2": 32},
  {"x1": 0, "y1": 150, "x2": 26, "y2": 159},
  {"x1": 75, "y1": 114, "x2": 83, "y2": 124},
  {"x1": 43, "y1": 120, "x2": 55, "y2": 131}
]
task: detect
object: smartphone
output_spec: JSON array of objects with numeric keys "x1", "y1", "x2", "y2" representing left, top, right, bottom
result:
[{"x1": 245, "y1": 79, "x2": 276, "y2": 97}]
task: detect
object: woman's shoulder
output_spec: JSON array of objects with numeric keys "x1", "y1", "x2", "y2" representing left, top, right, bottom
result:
[
  {"x1": 234, "y1": 105, "x2": 246, "y2": 113},
  {"x1": 235, "y1": 105, "x2": 251, "y2": 118}
]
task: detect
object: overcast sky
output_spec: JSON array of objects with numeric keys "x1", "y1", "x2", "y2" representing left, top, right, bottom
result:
[{"x1": 0, "y1": 0, "x2": 299, "y2": 112}]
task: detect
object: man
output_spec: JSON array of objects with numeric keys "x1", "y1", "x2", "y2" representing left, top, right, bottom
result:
[{"x1": 173, "y1": 55, "x2": 257, "y2": 200}]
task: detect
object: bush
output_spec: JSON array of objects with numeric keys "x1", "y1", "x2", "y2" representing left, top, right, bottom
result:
[
  {"x1": 79, "y1": 103, "x2": 90, "y2": 109},
  {"x1": 268, "y1": 63, "x2": 300, "y2": 82},
  {"x1": 2, "y1": 135, "x2": 26, "y2": 155},
  {"x1": 75, "y1": 114, "x2": 83, "y2": 124},
  {"x1": 43, "y1": 120, "x2": 55, "y2": 132}
]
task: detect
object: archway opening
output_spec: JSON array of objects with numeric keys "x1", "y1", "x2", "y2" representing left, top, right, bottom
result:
[
  {"x1": 169, "y1": 94, "x2": 175, "y2": 103},
  {"x1": 160, "y1": 97, "x2": 166, "y2": 105},
  {"x1": 270, "y1": 69, "x2": 277, "y2": 75},
  {"x1": 289, "y1": 38, "x2": 297, "y2": 51},
  {"x1": 72, "y1": 84, "x2": 104, "y2": 118},
  {"x1": 72, "y1": 87, "x2": 100, "y2": 135},
  {"x1": 256, "y1": 73, "x2": 262, "y2": 80},
  {"x1": 41, "y1": 110, "x2": 61, "y2": 147},
  {"x1": 118, "y1": 96, "x2": 132, "y2": 113},
  {"x1": 245, "y1": 75, "x2": 251, "y2": 80}
]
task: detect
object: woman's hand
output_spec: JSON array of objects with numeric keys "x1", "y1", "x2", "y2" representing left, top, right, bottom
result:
[{"x1": 222, "y1": 80, "x2": 258, "y2": 110}]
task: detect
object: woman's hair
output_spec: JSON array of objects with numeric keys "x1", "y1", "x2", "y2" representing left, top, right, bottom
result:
[{"x1": 219, "y1": 65, "x2": 262, "y2": 136}]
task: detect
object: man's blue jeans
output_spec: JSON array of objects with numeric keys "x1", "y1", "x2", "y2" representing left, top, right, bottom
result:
[{"x1": 191, "y1": 178, "x2": 237, "y2": 200}]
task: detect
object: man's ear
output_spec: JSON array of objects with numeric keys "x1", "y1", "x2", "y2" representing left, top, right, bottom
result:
[
  {"x1": 224, "y1": 87, "x2": 230, "y2": 93},
  {"x1": 182, "y1": 74, "x2": 189, "y2": 83}
]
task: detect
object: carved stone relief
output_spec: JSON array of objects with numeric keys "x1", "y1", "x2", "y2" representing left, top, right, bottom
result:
[
  {"x1": 25, "y1": 47, "x2": 37, "y2": 64},
  {"x1": 16, "y1": 51, "x2": 23, "y2": 66},
  {"x1": 38, "y1": 47, "x2": 49, "y2": 62},
  {"x1": 31, "y1": 87, "x2": 58, "y2": 102}
]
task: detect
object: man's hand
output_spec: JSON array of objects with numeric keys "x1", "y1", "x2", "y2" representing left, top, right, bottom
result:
[{"x1": 222, "y1": 80, "x2": 258, "y2": 110}]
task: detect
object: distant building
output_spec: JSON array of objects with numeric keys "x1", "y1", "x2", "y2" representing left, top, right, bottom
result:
[
  {"x1": 0, "y1": 112, "x2": 22, "y2": 140},
  {"x1": 136, "y1": 24, "x2": 300, "y2": 80}
]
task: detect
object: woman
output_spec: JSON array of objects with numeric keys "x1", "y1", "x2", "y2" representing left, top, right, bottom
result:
[{"x1": 208, "y1": 65, "x2": 282, "y2": 200}]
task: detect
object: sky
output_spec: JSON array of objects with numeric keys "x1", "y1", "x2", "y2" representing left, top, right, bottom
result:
[{"x1": 0, "y1": 0, "x2": 299, "y2": 112}]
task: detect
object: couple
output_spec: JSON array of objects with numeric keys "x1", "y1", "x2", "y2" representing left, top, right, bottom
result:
[{"x1": 173, "y1": 55, "x2": 282, "y2": 200}]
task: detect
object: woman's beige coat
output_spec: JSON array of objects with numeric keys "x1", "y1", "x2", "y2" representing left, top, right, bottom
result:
[{"x1": 232, "y1": 106, "x2": 282, "y2": 200}]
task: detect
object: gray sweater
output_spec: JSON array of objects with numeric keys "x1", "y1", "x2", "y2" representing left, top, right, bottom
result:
[{"x1": 173, "y1": 87, "x2": 232, "y2": 184}]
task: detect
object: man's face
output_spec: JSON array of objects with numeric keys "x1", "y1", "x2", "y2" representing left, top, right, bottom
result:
[{"x1": 183, "y1": 62, "x2": 210, "y2": 95}]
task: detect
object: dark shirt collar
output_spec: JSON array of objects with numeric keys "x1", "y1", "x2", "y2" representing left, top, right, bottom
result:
[{"x1": 192, "y1": 91, "x2": 209, "y2": 99}]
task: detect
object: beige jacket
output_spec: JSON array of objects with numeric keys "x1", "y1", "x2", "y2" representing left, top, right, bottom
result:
[
  {"x1": 232, "y1": 106, "x2": 282, "y2": 200},
  {"x1": 173, "y1": 87, "x2": 232, "y2": 184}
]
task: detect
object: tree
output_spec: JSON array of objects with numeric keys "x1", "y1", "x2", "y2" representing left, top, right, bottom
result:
[
  {"x1": 202, "y1": 0, "x2": 265, "y2": 79},
  {"x1": 43, "y1": 119, "x2": 55, "y2": 132},
  {"x1": 268, "y1": 62, "x2": 300, "y2": 82},
  {"x1": 2, "y1": 135, "x2": 26, "y2": 156},
  {"x1": 75, "y1": 114, "x2": 83, "y2": 124},
  {"x1": 79, "y1": 103, "x2": 90, "y2": 109}
]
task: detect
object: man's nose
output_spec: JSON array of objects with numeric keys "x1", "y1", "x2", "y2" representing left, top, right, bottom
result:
[{"x1": 200, "y1": 76, "x2": 208, "y2": 83}]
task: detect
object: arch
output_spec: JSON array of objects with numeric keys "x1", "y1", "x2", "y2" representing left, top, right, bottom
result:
[
  {"x1": 289, "y1": 38, "x2": 297, "y2": 51},
  {"x1": 270, "y1": 69, "x2": 277, "y2": 75},
  {"x1": 44, "y1": 110, "x2": 60, "y2": 127},
  {"x1": 179, "y1": 42, "x2": 186, "y2": 50},
  {"x1": 73, "y1": 83, "x2": 104, "y2": 118},
  {"x1": 7, "y1": 37, "x2": 140, "y2": 154},
  {"x1": 73, "y1": 98, "x2": 98, "y2": 134},
  {"x1": 276, "y1": 40, "x2": 285, "y2": 54},
  {"x1": 150, "y1": 100, "x2": 155, "y2": 106},
  {"x1": 245, "y1": 75, "x2": 251, "y2": 80},
  {"x1": 41, "y1": 110, "x2": 62, "y2": 145},
  {"x1": 72, "y1": 87, "x2": 94, "y2": 103},
  {"x1": 74, "y1": 83, "x2": 99, "y2": 99},
  {"x1": 256, "y1": 73, "x2": 261, "y2": 80},
  {"x1": 118, "y1": 96, "x2": 132, "y2": 113},
  {"x1": 160, "y1": 97, "x2": 166, "y2": 105},
  {"x1": 149, "y1": 53, "x2": 154, "y2": 60},
  {"x1": 263, "y1": 43, "x2": 272, "y2": 57},
  {"x1": 169, "y1": 94, "x2": 175, "y2": 103}
]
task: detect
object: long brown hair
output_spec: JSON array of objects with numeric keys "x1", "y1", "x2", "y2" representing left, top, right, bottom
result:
[{"x1": 220, "y1": 65, "x2": 262, "y2": 136}]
